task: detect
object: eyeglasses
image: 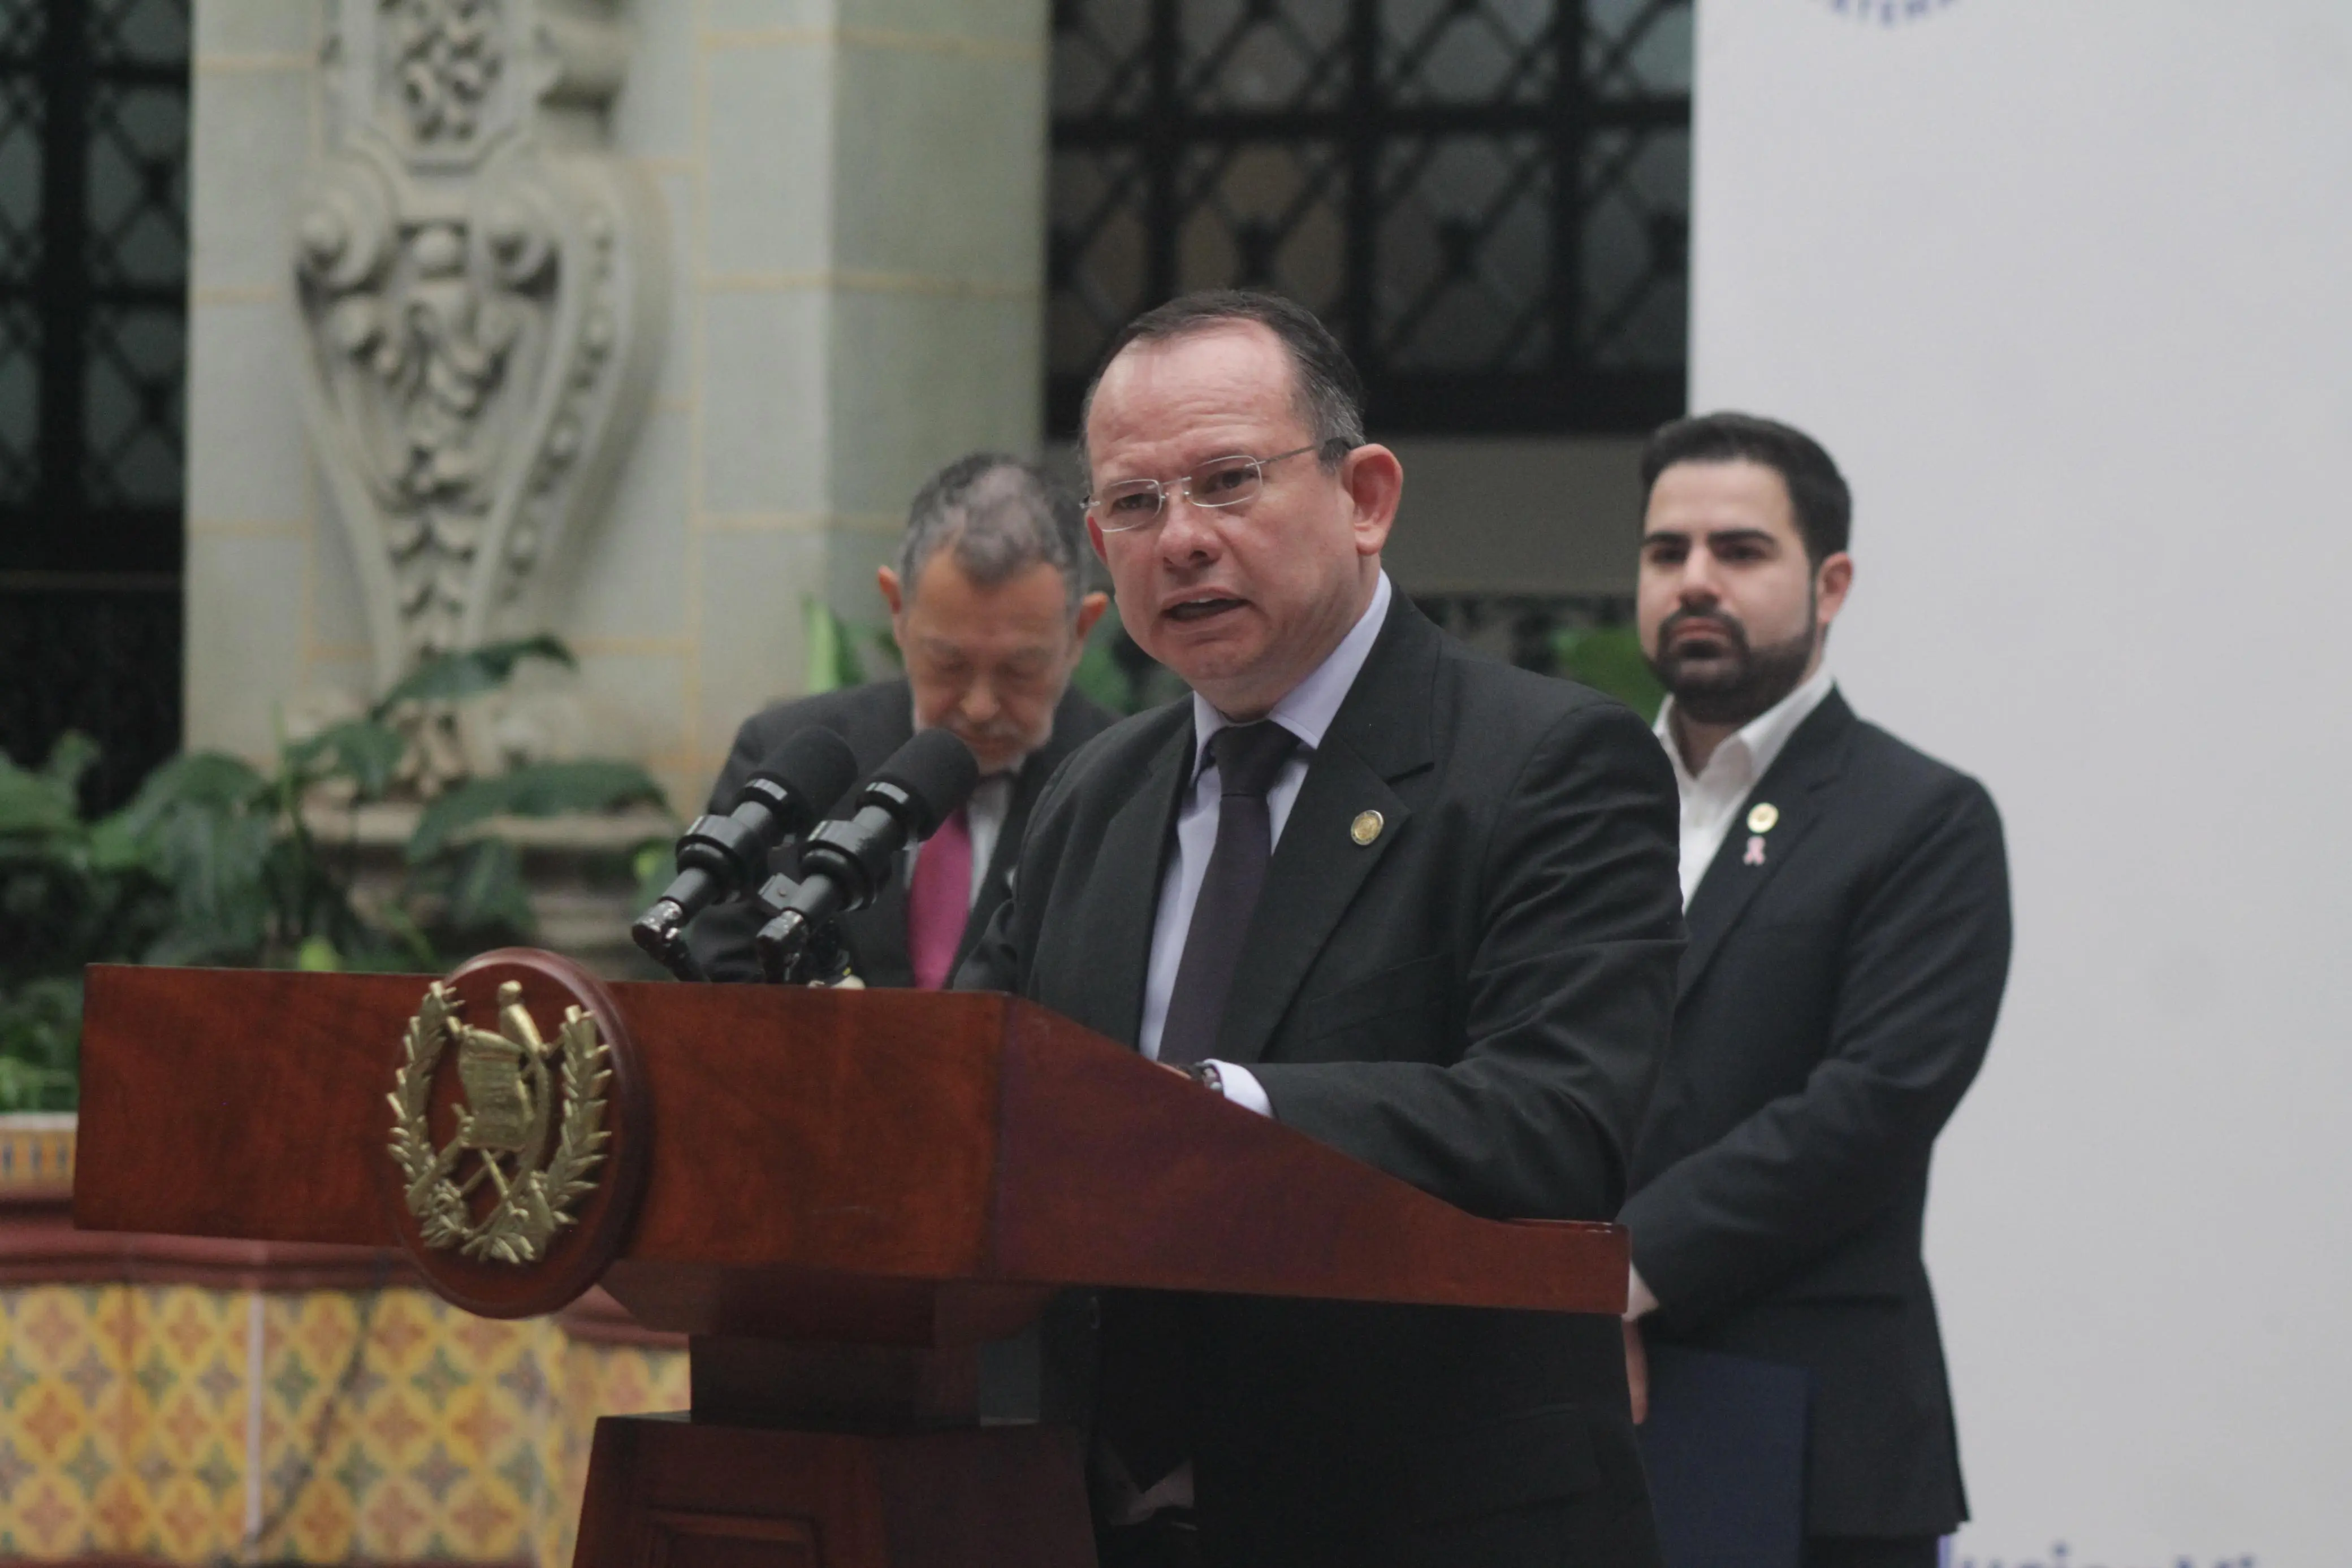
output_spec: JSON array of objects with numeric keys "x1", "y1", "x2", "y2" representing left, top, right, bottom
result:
[{"x1": 1087, "y1": 444, "x2": 1331, "y2": 533}]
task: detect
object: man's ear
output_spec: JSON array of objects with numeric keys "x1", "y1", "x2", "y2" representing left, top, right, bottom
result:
[
  {"x1": 1815, "y1": 552, "x2": 1855, "y2": 631},
  {"x1": 1342, "y1": 444, "x2": 1403, "y2": 557},
  {"x1": 877, "y1": 565, "x2": 905, "y2": 620},
  {"x1": 1074, "y1": 590, "x2": 1110, "y2": 646}
]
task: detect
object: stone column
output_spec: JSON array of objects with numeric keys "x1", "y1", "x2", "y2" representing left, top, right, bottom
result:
[{"x1": 678, "y1": 0, "x2": 1050, "y2": 805}]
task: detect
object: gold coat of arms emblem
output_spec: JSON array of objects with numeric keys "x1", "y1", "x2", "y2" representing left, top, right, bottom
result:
[{"x1": 388, "y1": 978, "x2": 613, "y2": 1264}]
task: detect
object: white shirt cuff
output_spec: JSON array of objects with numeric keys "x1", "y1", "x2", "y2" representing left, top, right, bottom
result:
[
  {"x1": 1207, "y1": 1060, "x2": 1273, "y2": 1117},
  {"x1": 1624, "y1": 1263, "x2": 1659, "y2": 1321}
]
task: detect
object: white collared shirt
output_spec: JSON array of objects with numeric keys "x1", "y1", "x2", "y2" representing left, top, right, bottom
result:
[
  {"x1": 1136, "y1": 571, "x2": 1395, "y2": 1114},
  {"x1": 1626, "y1": 662, "x2": 1838, "y2": 1326},
  {"x1": 1654, "y1": 663, "x2": 1836, "y2": 909}
]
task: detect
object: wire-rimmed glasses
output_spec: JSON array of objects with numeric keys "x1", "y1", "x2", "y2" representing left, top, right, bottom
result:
[{"x1": 1087, "y1": 444, "x2": 1329, "y2": 532}]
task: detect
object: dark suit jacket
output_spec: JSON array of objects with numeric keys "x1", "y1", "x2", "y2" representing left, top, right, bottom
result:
[
  {"x1": 1620, "y1": 690, "x2": 2011, "y2": 1539},
  {"x1": 961, "y1": 596, "x2": 1684, "y2": 1567},
  {"x1": 685, "y1": 679, "x2": 1114, "y2": 986}
]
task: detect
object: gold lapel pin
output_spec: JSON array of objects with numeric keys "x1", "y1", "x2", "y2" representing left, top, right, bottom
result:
[
  {"x1": 1746, "y1": 802, "x2": 1780, "y2": 834},
  {"x1": 1350, "y1": 810, "x2": 1385, "y2": 846}
]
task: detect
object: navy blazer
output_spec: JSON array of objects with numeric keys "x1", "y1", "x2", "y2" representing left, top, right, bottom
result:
[{"x1": 1622, "y1": 690, "x2": 2012, "y2": 1537}]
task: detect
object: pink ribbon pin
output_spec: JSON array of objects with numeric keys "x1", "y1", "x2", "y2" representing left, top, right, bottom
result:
[{"x1": 1743, "y1": 834, "x2": 1767, "y2": 866}]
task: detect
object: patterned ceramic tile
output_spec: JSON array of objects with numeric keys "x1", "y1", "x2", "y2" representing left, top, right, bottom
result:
[{"x1": 0, "y1": 1283, "x2": 686, "y2": 1565}]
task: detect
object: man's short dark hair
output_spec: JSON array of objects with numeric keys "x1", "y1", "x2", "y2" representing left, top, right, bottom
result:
[
  {"x1": 899, "y1": 453, "x2": 1091, "y2": 614},
  {"x1": 1078, "y1": 289, "x2": 1367, "y2": 470},
  {"x1": 1640, "y1": 412, "x2": 1852, "y2": 564}
]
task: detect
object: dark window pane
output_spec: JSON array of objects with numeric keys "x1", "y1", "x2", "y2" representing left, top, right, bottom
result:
[
  {"x1": 0, "y1": 75, "x2": 39, "y2": 280},
  {"x1": 0, "y1": 586, "x2": 183, "y2": 811},
  {"x1": 1181, "y1": 0, "x2": 1351, "y2": 112},
  {"x1": 83, "y1": 304, "x2": 184, "y2": 507},
  {"x1": 1, "y1": 0, "x2": 189, "y2": 783},
  {"x1": 1377, "y1": 135, "x2": 1551, "y2": 371},
  {"x1": 0, "y1": 5, "x2": 43, "y2": 59},
  {"x1": 1580, "y1": 127, "x2": 1688, "y2": 370},
  {"x1": 0, "y1": 303, "x2": 33, "y2": 500},
  {"x1": 1046, "y1": 0, "x2": 1692, "y2": 436},
  {"x1": 1176, "y1": 141, "x2": 1348, "y2": 313},
  {"x1": 1383, "y1": 0, "x2": 1554, "y2": 106},
  {"x1": 89, "y1": 0, "x2": 191, "y2": 67},
  {"x1": 85, "y1": 80, "x2": 187, "y2": 287},
  {"x1": 1587, "y1": 0, "x2": 1694, "y2": 97},
  {"x1": 1052, "y1": 0, "x2": 1153, "y2": 117},
  {"x1": 1048, "y1": 146, "x2": 1152, "y2": 378}
]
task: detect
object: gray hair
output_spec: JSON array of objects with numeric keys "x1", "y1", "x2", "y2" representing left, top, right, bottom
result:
[{"x1": 897, "y1": 453, "x2": 1091, "y2": 614}]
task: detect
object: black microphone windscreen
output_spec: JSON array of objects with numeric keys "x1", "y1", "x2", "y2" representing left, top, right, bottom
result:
[
  {"x1": 738, "y1": 727, "x2": 859, "y2": 820},
  {"x1": 870, "y1": 729, "x2": 981, "y2": 836}
]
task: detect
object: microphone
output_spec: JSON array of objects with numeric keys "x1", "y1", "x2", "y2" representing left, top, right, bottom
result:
[
  {"x1": 631, "y1": 726, "x2": 860, "y2": 980},
  {"x1": 753, "y1": 728, "x2": 980, "y2": 983}
]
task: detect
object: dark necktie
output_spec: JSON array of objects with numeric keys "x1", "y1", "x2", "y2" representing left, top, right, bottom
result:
[{"x1": 1157, "y1": 720, "x2": 1299, "y2": 1066}]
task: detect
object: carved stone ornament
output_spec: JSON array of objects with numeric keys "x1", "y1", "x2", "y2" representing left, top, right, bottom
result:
[{"x1": 293, "y1": 0, "x2": 666, "y2": 690}]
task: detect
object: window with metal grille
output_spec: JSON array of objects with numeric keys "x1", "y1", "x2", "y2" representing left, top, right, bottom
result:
[
  {"x1": 0, "y1": 0, "x2": 188, "y2": 808},
  {"x1": 1047, "y1": 0, "x2": 1692, "y2": 436}
]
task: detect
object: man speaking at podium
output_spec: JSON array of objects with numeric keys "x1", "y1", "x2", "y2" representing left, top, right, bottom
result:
[{"x1": 959, "y1": 292, "x2": 1684, "y2": 1567}]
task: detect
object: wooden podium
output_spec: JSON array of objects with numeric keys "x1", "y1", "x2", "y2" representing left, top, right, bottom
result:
[{"x1": 72, "y1": 952, "x2": 1629, "y2": 1567}]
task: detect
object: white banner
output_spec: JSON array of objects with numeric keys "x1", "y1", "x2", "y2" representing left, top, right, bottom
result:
[{"x1": 1688, "y1": 3, "x2": 2352, "y2": 1564}]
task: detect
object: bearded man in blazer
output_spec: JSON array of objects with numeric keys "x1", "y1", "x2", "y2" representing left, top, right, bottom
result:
[
  {"x1": 959, "y1": 291, "x2": 1684, "y2": 1568},
  {"x1": 688, "y1": 453, "x2": 1114, "y2": 986},
  {"x1": 1618, "y1": 413, "x2": 2012, "y2": 1568}
]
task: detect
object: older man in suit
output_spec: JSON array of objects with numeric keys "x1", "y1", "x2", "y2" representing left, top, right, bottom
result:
[
  {"x1": 1618, "y1": 413, "x2": 2012, "y2": 1568},
  {"x1": 959, "y1": 291, "x2": 1683, "y2": 1568},
  {"x1": 688, "y1": 453, "x2": 1114, "y2": 986}
]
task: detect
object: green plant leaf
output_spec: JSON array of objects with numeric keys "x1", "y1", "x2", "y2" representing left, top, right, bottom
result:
[
  {"x1": 631, "y1": 838, "x2": 675, "y2": 913},
  {"x1": 438, "y1": 838, "x2": 537, "y2": 937},
  {"x1": 802, "y1": 597, "x2": 867, "y2": 694},
  {"x1": 407, "y1": 760, "x2": 668, "y2": 863},
  {"x1": 0, "y1": 977, "x2": 83, "y2": 1110},
  {"x1": 368, "y1": 635, "x2": 576, "y2": 719},
  {"x1": 144, "y1": 803, "x2": 278, "y2": 964},
  {"x1": 39, "y1": 731, "x2": 101, "y2": 795},
  {"x1": 286, "y1": 718, "x2": 408, "y2": 799},
  {"x1": 1070, "y1": 639, "x2": 1131, "y2": 716},
  {"x1": 1553, "y1": 626, "x2": 1666, "y2": 724},
  {"x1": 0, "y1": 756, "x2": 78, "y2": 837},
  {"x1": 115, "y1": 751, "x2": 270, "y2": 838}
]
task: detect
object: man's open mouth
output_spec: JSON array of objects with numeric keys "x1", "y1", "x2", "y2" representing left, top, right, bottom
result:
[{"x1": 1166, "y1": 596, "x2": 1246, "y2": 623}]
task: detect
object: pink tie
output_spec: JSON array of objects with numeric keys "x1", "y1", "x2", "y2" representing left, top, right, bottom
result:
[{"x1": 907, "y1": 804, "x2": 973, "y2": 990}]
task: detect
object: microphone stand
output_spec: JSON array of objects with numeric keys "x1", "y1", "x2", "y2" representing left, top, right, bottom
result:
[
  {"x1": 630, "y1": 900, "x2": 711, "y2": 983},
  {"x1": 750, "y1": 877, "x2": 854, "y2": 986}
]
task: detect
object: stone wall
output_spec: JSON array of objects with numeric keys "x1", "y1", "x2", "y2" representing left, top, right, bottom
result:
[{"x1": 187, "y1": 0, "x2": 1049, "y2": 814}]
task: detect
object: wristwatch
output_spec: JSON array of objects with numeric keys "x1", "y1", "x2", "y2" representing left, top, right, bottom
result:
[{"x1": 1179, "y1": 1061, "x2": 1223, "y2": 1095}]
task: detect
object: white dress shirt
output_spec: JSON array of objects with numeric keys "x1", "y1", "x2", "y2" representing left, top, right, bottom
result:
[
  {"x1": 1627, "y1": 661, "x2": 1835, "y2": 1323},
  {"x1": 1137, "y1": 570, "x2": 1395, "y2": 1117},
  {"x1": 1654, "y1": 663, "x2": 1837, "y2": 908}
]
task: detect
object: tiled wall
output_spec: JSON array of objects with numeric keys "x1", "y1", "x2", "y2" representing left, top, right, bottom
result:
[
  {"x1": 185, "y1": 0, "x2": 1050, "y2": 814},
  {"x1": 0, "y1": 1281, "x2": 686, "y2": 1566}
]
